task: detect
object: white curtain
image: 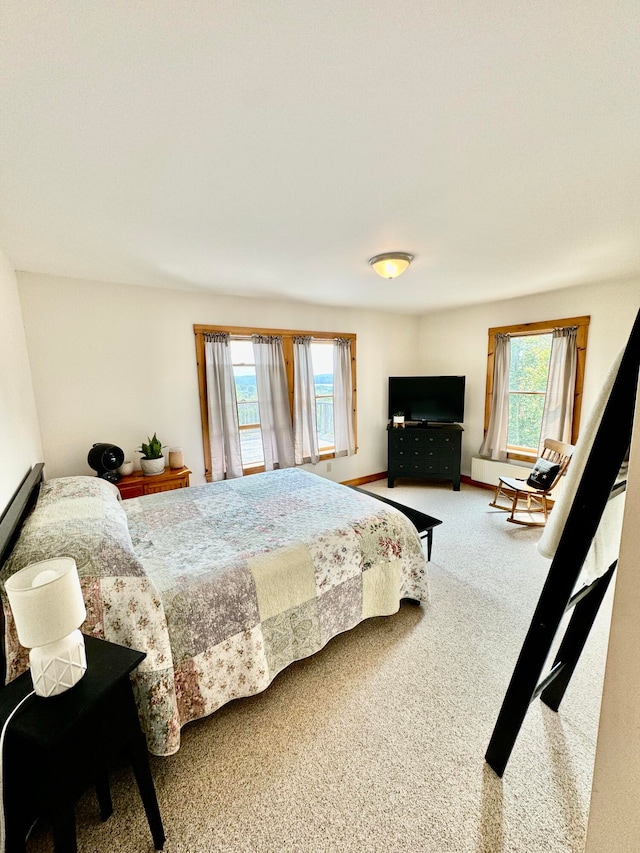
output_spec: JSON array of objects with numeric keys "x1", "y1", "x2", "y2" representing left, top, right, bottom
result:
[
  {"x1": 479, "y1": 333, "x2": 511, "y2": 460},
  {"x1": 538, "y1": 326, "x2": 578, "y2": 451},
  {"x1": 333, "y1": 338, "x2": 355, "y2": 457},
  {"x1": 204, "y1": 333, "x2": 244, "y2": 480},
  {"x1": 293, "y1": 336, "x2": 319, "y2": 465},
  {"x1": 252, "y1": 335, "x2": 295, "y2": 470}
]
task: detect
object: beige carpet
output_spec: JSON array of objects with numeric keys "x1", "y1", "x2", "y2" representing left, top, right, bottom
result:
[{"x1": 27, "y1": 481, "x2": 612, "y2": 852}]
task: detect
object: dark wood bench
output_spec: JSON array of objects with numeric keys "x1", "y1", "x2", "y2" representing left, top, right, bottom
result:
[{"x1": 348, "y1": 486, "x2": 442, "y2": 561}]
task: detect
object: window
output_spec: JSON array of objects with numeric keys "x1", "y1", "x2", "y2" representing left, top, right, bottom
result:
[
  {"x1": 229, "y1": 339, "x2": 263, "y2": 468},
  {"x1": 483, "y1": 316, "x2": 589, "y2": 461},
  {"x1": 311, "y1": 341, "x2": 334, "y2": 453},
  {"x1": 194, "y1": 325, "x2": 356, "y2": 479},
  {"x1": 507, "y1": 333, "x2": 552, "y2": 451}
]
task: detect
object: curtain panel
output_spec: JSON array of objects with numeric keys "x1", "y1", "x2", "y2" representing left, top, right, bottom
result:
[
  {"x1": 251, "y1": 335, "x2": 295, "y2": 470},
  {"x1": 538, "y1": 326, "x2": 578, "y2": 451},
  {"x1": 479, "y1": 333, "x2": 511, "y2": 460},
  {"x1": 333, "y1": 338, "x2": 355, "y2": 457},
  {"x1": 292, "y1": 336, "x2": 319, "y2": 465},
  {"x1": 204, "y1": 333, "x2": 244, "y2": 480}
]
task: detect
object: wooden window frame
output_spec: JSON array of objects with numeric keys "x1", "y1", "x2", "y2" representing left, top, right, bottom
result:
[
  {"x1": 483, "y1": 315, "x2": 590, "y2": 463},
  {"x1": 194, "y1": 325, "x2": 357, "y2": 481}
]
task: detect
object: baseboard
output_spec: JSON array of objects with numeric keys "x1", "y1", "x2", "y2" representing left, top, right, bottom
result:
[
  {"x1": 341, "y1": 472, "x2": 491, "y2": 491},
  {"x1": 341, "y1": 472, "x2": 387, "y2": 487},
  {"x1": 341, "y1": 472, "x2": 494, "y2": 491},
  {"x1": 461, "y1": 475, "x2": 495, "y2": 492}
]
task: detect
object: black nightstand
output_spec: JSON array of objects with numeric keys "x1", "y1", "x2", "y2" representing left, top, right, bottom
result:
[{"x1": 0, "y1": 635, "x2": 165, "y2": 852}]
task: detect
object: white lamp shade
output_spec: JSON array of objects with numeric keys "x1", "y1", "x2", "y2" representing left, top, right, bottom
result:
[{"x1": 5, "y1": 557, "x2": 86, "y2": 649}]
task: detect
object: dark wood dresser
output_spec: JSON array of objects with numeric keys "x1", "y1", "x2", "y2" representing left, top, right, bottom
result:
[{"x1": 387, "y1": 423, "x2": 462, "y2": 490}]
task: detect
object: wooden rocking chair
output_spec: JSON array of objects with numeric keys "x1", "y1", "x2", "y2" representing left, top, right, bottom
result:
[{"x1": 489, "y1": 439, "x2": 575, "y2": 527}]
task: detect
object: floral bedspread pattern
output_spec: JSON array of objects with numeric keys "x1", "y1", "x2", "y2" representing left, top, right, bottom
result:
[{"x1": 2, "y1": 469, "x2": 428, "y2": 755}]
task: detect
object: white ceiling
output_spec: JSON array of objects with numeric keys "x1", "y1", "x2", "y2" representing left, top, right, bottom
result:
[{"x1": 1, "y1": 2, "x2": 639, "y2": 314}]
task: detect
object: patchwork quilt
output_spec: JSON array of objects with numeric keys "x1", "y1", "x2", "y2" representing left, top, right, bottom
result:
[{"x1": 2, "y1": 468, "x2": 429, "y2": 755}]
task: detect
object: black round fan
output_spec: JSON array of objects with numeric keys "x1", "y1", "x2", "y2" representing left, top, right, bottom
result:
[{"x1": 87, "y1": 443, "x2": 125, "y2": 483}]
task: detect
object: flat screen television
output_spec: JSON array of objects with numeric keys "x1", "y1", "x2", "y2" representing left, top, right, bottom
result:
[{"x1": 388, "y1": 375, "x2": 466, "y2": 424}]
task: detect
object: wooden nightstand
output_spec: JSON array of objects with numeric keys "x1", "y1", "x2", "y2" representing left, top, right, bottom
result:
[
  {"x1": 0, "y1": 635, "x2": 165, "y2": 852},
  {"x1": 115, "y1": 466, "x2": 191, "y2": 499}
]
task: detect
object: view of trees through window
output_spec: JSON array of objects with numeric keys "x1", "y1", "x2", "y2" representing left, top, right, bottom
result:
[
  {"x1": 230, "y1": 339, "x2": 334, "y2": 468},
  {"x1": 507, "y1": 333, "x2": 552, "y2": 450},
  {"x1": 483, "y1": 316, "x2": 588, "y2": 463}
]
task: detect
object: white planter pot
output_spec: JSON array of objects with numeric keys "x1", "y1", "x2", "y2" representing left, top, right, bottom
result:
[{"x1": 140, "y1": 457, "x2": 165, "y2": 476}]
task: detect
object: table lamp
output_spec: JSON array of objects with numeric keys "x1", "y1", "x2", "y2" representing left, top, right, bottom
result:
[{"x1": 5, "y1": 558, "x2": 87, "y2": 697}]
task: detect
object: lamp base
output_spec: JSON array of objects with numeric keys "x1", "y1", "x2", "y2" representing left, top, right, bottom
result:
[{"x1": 29, "y1": 629, "x2": 87, "y2": 697}]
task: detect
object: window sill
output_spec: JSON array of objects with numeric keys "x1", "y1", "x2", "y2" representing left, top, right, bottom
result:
[
  {"x1": 243, "y1": 464, "x2": 266, "y2": 476},
  {"x1": 241, "y1": 452, "x2": 336, "y2": 476},
  {"x1": 506, "y1": 450, "x2": 537, "y2": 465}
]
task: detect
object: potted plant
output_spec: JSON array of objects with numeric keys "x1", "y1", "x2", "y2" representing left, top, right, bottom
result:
[
  {"x1": 393, "y1": 411, "x2": 405, "y2": 428},
  {"x1": 137, "y1": 433, "x2": 165, "y2": 476}
]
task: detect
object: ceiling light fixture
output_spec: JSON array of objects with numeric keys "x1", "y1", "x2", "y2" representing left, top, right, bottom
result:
[{"x1": 368, "y1": 252, "x2": 414, "y2": 279}]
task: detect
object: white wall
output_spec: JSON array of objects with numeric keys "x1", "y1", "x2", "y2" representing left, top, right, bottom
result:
[
  {"x1": 416, "y1": 277, "x2": 640, "y2": 475},
  {"x1": 17, "y1": 272, "x2": 420, "y2": 484},
  {"x1": 0, "y1": 249, "x2": 42, "y2": 513}
]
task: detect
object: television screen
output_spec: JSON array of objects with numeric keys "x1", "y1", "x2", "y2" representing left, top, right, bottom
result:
[{"x1": 388, "y1": 376, "x2": 465, "y2": 423}]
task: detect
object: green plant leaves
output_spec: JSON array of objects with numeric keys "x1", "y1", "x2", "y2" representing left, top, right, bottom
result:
[{"x1": 137, "y1": 432, "x2": 163, "y2": 459}]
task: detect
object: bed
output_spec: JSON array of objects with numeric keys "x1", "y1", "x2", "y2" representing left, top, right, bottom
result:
[{"x1": 0, "y1": 465, "x2": 429, "y2": 756}]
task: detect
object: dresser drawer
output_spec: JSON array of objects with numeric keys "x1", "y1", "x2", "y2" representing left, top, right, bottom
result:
[
  {"x1": 145, "y1": 479, "x2": 187, "y2": 494},
  {"x1": 389, "y1": 432, "x2": 455, "y2": 449},
  {"x1": 115, "y1": 467, "x2": 191, "y2": 499},
  {"x1": 394, "y1": 458, "x2": 454, "y2": 474},
  {"x1": 117, "y1": 483, "x2": 145, "y2": 499},
  {"x1": 392, "y1": 445, "x2": 453, "y2": 459}
]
